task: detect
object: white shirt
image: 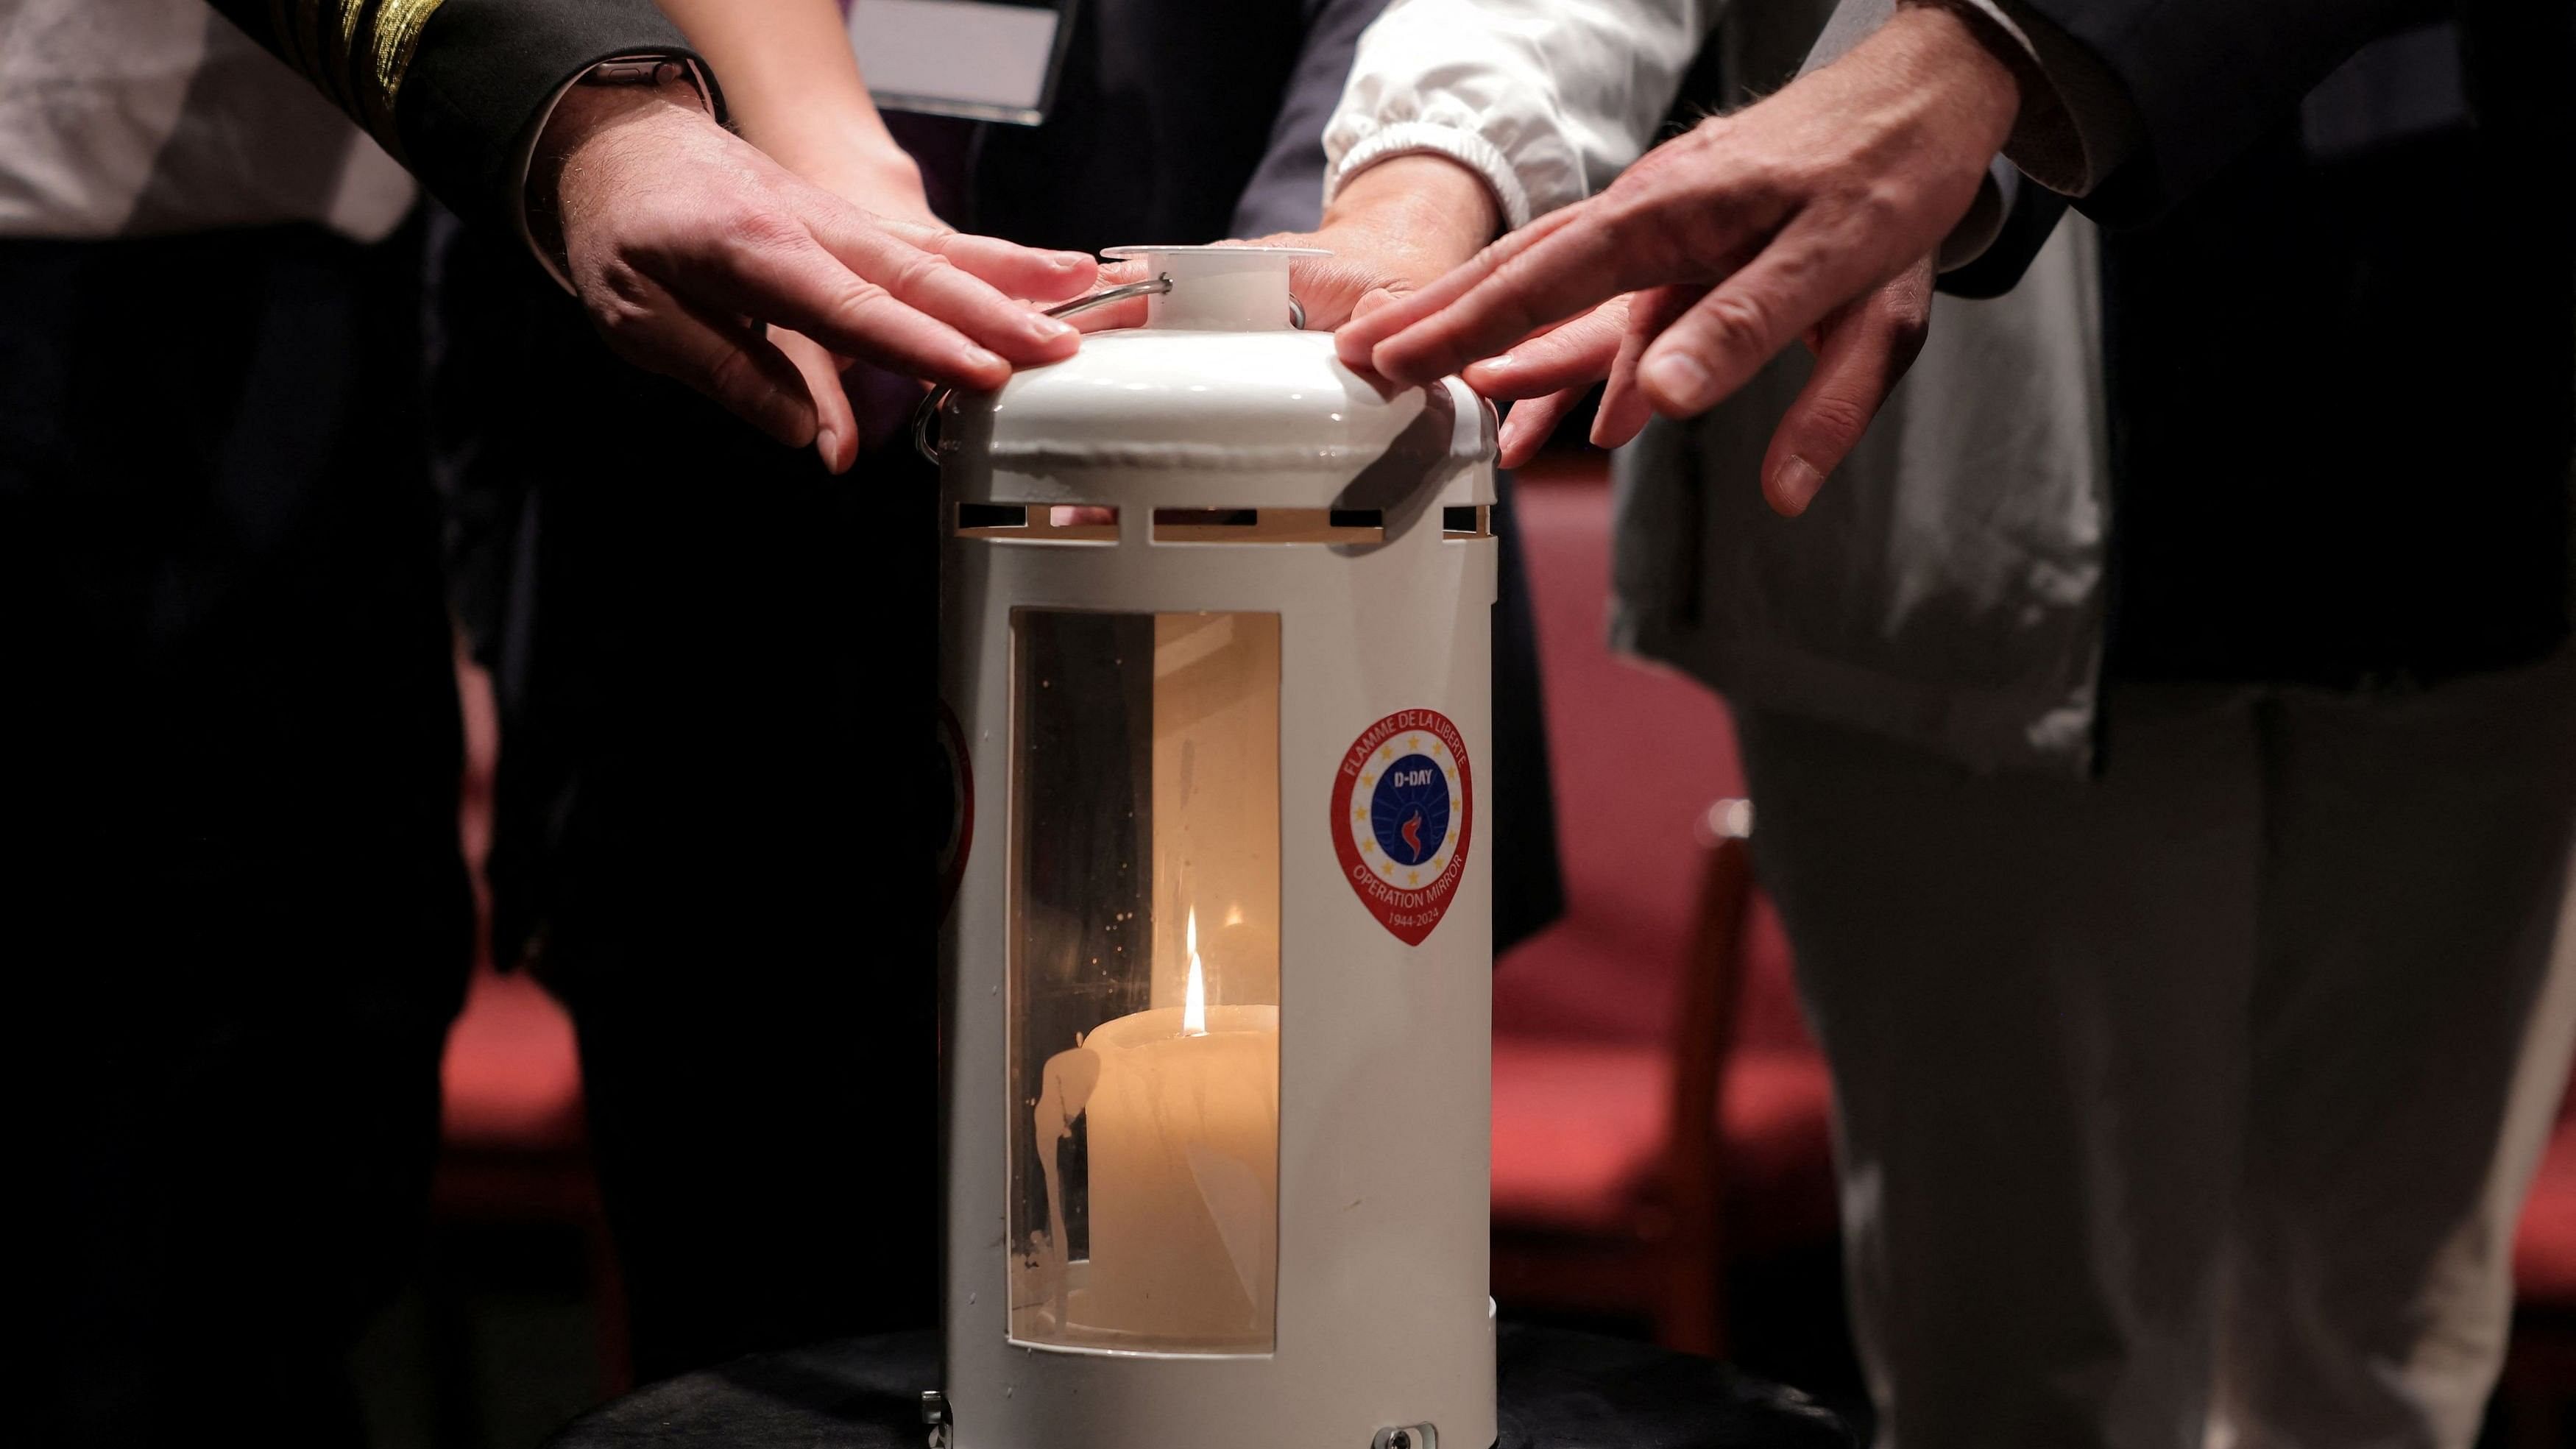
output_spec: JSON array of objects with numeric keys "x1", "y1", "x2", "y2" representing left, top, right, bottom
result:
[
  {"x1": 0, "y1": 0, "x2": 414, "y2": 241},
  {"x1": 1320, "y1": 0, "x2": 2127, "y2": 234},
  {"x1": 1322, "y1": 0, "x2": 1720, "y2": 230}
]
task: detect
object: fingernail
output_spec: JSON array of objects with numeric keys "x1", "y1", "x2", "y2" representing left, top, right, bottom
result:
[
  {"x1": 969, "y1": 347, "x2": 1007, "y2": 373},
  {"x1": 818, "y1": 425, "x2": 841, "y2": 459},
  {"x1": 1772, "y1": 455, "x2": 1823, "y2": 515},
  {"x1": 1052, "y1": 252, "x2": 1091, "y2": 269},
  {"x1": 1033, "y1": 315, "x2": 1077, "y2": 341},
  {"x1": 1644, "y1": 353, "x2": 1714, "y2": 411}
]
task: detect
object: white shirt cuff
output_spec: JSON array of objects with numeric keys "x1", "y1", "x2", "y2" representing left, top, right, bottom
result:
[
  {"x1": 1931, "y1": 0, "x2": 2141, "y2": 196},
  {"x1": 1933, "y1": 158, "x2": 2017, "y2": 272},
  {"x1": 1329, "y1": 121, "x2": 1534, "y2": 230}
]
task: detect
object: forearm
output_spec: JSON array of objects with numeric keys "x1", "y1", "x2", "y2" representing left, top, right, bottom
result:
[
  {"x1": 1322, "y1": 154, "x2": 1498, "y2": 261},
  {"x1": 1231, "y1": 0, "x2": 1394, "y2": 237},
  {"x1": 1323, "y1": 0, "x2": 1719, "y2": 227},
  {"x1": 1842, "y1": 0, "x2": 2418, "y2": 218},
  {"x1": 653, "y1": 0, "x2": 925, "y2": 209},
  {"x1": 1805, "y1": 0, "x2": 2139, "y2": 199},
  {"x1": 199, "y1": 0, "x2": 702, "y2": 228}
]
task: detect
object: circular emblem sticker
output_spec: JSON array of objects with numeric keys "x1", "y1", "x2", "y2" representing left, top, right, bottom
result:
[{"x1": 1330, "y1": 709, "x2": 1473, "y2": 946}]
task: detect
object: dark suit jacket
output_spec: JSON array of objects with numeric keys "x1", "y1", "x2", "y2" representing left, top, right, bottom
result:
[
  {"x1": 204, "y1": 0, "x2": 705, "y2": 227},
  {"x1": 1954, "y1": 2, "x2": 2572, "y2": 687},
  {"x1": 2017, "y1": 0, "x2": 2435, "y2": 222},
  {"x1": 911, "y1": 0, "x2": 1393, "y2": 248}
]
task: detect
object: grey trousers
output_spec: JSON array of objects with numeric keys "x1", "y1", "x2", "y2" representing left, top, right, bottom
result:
[{"x1": 1735, "y1": 651, "x2": 2576, "y2": 1449}]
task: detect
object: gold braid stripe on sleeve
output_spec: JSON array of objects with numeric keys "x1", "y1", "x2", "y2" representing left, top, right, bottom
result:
[
  {"x1": 236, "y1": 0, "x2": 436, "y2": 152},
  {"x1": 357, "y1": 0, "x2": 448, "y2": 158}
]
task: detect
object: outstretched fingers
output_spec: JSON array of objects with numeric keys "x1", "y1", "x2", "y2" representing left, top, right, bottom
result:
[
  {"x1": 772, "y1": 325, "x2": 860, "y2": 473},
  {"x1": 1334, "y1": 205, "x2": 1596, "y2": 374},
  {"x1": 1596, "y1": 284, "x2": 1707, "y2": 450},
  {"x1": 885, "y1": 220, "x2": 1097, "y2": 303},
  {"x1": 1363, "y1": 203, "x2": 1639, "y2": 386},
  {"x1": 1064, "y1": 258, "x2": 1151, "y2": 333},
  {"x1": 1633, "y1": 210, "x2": 1892, "y2": 420},
  {"x1": 746, "y1": 204, "x2": 1083, "y2": 384},
  {"x1": 1461, "y1": 296, "x2": 1632, "y2": 401},
  {"x1": 1758, "y1": 257, "x2": 1932, "y2": 515},
  {"x1": 1496, "y1": 388, "x2": 1589, "y2": 468},
  {"x1": 836, "y1": 229, "x2": 1084, "y2": 369},
  {"x1": 665, "y1": 220, "x2": 1016, "y2": 390},
  {"x1": 598, "y1": 272, "x2": 822, "y2": 447}
]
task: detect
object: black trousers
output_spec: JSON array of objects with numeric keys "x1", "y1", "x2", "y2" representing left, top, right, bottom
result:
[
  {"x1": 434, "y1": 216, "x2": 944, "y2": 1383},
  {"x1": 4, "y1": 222, "x2": 471, "y2": 1446}
]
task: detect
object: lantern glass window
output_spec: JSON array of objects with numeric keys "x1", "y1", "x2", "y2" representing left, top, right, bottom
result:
[{"x1": 1006, "y1": 609, "x2": 1282, "y2": 1354}]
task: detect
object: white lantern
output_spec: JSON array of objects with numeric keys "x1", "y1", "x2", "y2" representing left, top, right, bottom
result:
[{"x1": 932, "y1": 247, "x2": 1498, "y2": 1449}]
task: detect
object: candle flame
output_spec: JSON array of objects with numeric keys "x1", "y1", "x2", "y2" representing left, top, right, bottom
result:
[{"x1": 1182, "y1": 907, "x2": 1208, "y2": 1036}]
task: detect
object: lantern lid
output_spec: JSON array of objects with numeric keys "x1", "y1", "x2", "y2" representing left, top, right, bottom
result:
[
  {"x1": 938, "y1": 246, "x2": 1495, "y2": 505},
  {"x1": 1098, "y1": 244, "x2": 1328, "y2": 331}
]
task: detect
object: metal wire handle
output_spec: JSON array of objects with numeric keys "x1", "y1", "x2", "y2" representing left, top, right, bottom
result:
[
  {"x1": 912, "y1": 273, "x2": 1309, "y2": 465},
  {"x1": 913, "y1": 274, "x2": 1172, "y2": 465}
]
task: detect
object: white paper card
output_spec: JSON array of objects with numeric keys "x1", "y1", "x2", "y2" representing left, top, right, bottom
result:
[{"x1": 849, "y1": 0, "x2": 1069, "y2": 125}]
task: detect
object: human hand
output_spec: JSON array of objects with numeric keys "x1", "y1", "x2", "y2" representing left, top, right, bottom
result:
[
  {"x1": 1468, "y1": 255, "x2": 1933, "y2": 514},
  {"x1": 1280, "y1": 155, "x2": 1503, "y2": 332},
  {"x1": 770, "y1": 151, "x2": 989, "y2": 469},
  {"x1": 1339, "y1": 2, "x2": 2014, "y2": 482},
  {"x1": 1080, "y1": 155, "x2": 1501, "y2": 334},
  {"x1": 531, "y1": 79, "x2": 1096, "y2": 471}
]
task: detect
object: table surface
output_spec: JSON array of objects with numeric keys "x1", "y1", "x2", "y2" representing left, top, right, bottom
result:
[{"x1": 548, "y1": 1323, "x2": 1853, "y2": 1448}]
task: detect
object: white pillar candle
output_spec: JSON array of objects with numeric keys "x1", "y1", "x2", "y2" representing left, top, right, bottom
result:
[
  {"x1": 1075, "y1": 998, "x2": 1279, "y2": 1346},
  {"x1": 1034, "y1": 915, "x2": 1280, "y2": 1349}
]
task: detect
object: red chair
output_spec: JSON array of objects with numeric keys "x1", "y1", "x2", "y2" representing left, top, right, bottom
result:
[
  {"x1": 2501, "y1": 1071, "x2": 2576, "y2": 1448},
  {"x1": 434, "y1": 965, "x2": 594, "y2": 1222},
  {"x1": 1490, "y1": 461, "x2": 1838, "y2": 1354},
  {"x1": 431, "y1": 649, "x2": 626, "y2": 1390}
]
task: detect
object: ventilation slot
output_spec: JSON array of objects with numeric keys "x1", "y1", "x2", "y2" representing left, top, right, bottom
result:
[
  {"x1": 1443, "y1": 506, "x2": 1490, "y2": 539},
  {"x1": 956, "y1": 503, "x2": 1119, "y2": 542},
  {"x1": 1151, "y1": 508, "x2": 1385, "y2": 544}
]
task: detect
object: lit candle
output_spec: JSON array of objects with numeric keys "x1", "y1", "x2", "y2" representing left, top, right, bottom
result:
[
  {"x1": 1017, "y1": 613, "x2": 1286, "y2": 1350},
  {"x1": 1038, "y1": 908, "x2": 1280, "y2": 1347}
]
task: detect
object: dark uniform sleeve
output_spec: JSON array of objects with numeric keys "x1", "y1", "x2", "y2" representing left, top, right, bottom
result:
[
  {"x1": 1227, "y1": 0, "x2": 1393, "y2": 238},
  {"x1": 201, "y1": 0, "x2": 712, "y2": 230},
  {"x1": 1936, "y1": 174, "x2": 2068, "y2": 300},
  {"x1": 2007, "y1": 0, "x2": 2416, "y2": 221}
]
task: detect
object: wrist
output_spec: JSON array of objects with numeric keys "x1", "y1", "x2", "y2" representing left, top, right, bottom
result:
[
  {"x1": 1880, "y1": 2, "x2": 2023, "y2": 155},
  {"x1": 528, "y1": 82, "x2": 710, "y2": 262},
  {"x1": 783, "y1": 146, "x2": 934, "y2": 224},
  {"x1": 1323, "y1": 154, "x2": 1500, "y2": 265}
]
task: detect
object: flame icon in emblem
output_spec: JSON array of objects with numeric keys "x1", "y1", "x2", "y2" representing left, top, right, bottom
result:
[{"x1": 1400, "y1": 812, "x2": 1424, "y2": 861}]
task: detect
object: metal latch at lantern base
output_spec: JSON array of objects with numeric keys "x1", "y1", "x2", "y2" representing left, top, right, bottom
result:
[
  {"x1": 1373, "y1": 1424, "x2": 1439, "y2": 1449},
  {"x1": 910, "y1": 272, "x2": 1312, "y2": 465},
  {"x1": 921, "y1": 1389, "x2": 951, "y2": 1449}
]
